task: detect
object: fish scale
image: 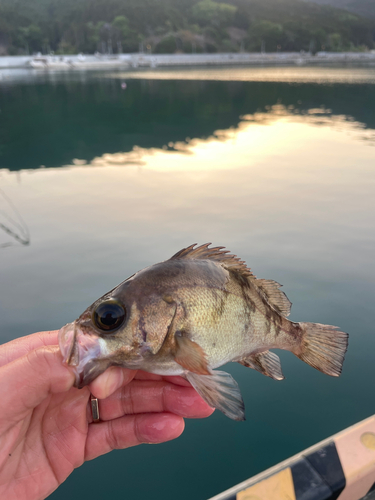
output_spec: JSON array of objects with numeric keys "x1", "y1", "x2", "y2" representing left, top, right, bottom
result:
[{"x1": 176, "y1": 286, "x2": 250, "y2": 368}]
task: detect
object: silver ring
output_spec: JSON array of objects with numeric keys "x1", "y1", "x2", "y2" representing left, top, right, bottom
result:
[{"x1": 90, "y1": 395, "x2": 100, "y2": 423}]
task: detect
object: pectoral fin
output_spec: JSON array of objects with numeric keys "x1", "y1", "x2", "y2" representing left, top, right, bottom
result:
[
  {"x1": 238, "y1": 351, "x2": 284, "y2": 381},
  {"x1": 186, "y1": 370, "x2": 245, "y2": 421},
  {"x1": 174, "y1": 335, "x2": 210, "y2": 375}
]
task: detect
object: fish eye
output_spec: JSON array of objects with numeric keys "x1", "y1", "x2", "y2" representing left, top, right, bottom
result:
[{"x1": 93, "y1": 300, "x2": 126, "y2": 332}]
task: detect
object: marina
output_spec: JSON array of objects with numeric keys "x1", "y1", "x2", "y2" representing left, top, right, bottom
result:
[{"x1": 1, "y1": 51, "x2": 375, "y2": 71}]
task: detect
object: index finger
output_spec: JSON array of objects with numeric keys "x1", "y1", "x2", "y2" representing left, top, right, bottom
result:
[
  {"x1": 88, "y1": 368, "x2": 193, "y2": 400},
  {"x1": 0, "y1": 345, "x2": 75, "y2": 434},
  {"x1": 89, "y1": 368, "x2": 193, "y2": 400},
  {"x1": 0, "y1": 330, "x2": 59, "y2": 367},
  {"x1": 134, "y1": 371, "x2": 191, "y2": 386}
]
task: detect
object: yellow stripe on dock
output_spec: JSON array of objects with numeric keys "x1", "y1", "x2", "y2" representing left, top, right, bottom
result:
[{"x1": 237, "y1": 468, "x2": 296, "y2": 500}]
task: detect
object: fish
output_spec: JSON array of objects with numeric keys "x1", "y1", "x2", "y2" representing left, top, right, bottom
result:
[{"x1": 58, "y1": 243, "x2": 348, "y2": 421}]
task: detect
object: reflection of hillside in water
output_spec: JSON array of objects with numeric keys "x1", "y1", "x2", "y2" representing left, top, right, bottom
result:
[
  {"x1": 88, "y1": 104, "x2": 375, "y2": 169},
  {"x1": 0, "y1": 76, "x2": 374, "y2": 171}
]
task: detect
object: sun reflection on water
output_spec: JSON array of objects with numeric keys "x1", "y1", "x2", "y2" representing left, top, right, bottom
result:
[
  {"x1": 0, "y1": 104, "x2": 373, "y2": 274},
  {"x1": 80, "y1": 105, "x2": 374, "y2": 173},
  {"x1": 109, "y1": 66, "x2": 375, "y2": 84}
]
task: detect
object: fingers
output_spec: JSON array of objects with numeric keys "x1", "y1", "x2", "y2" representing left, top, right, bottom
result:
[
  {"x1": 89, "y1": 366, "x2": 136, "y2": 400},
  {"x1": 0, "y1": 330, "x2": 59, "y2": 367},
  {"x1": 134, "y1": 371, "x2": 191, "y2": 387},
  {"x1": 0, "y1": 346, "x2": 75, "y2": 432},
  {"x1": 88, "y1": 368, "x2": 191, "y2": 400},
  {"x1": 162, "y1": 375, "x2": 192, "y2": 387},
  {"x1": 85, "y1": 413, "x2": 184, "y2": 461},
  {"x1": 93, "y1": 380, "x2": 214, "y2": 421}
]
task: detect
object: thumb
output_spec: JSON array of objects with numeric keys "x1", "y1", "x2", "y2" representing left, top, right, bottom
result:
[{"x1": 0, "y1": 346, "x2": 75, "y2": 432}]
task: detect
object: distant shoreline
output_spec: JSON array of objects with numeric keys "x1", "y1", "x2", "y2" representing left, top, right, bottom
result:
[{"x1": 1, "y1": 52, "x2": 375, "y2": 71}]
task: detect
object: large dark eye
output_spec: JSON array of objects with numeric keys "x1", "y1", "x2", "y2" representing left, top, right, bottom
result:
[{"x1": 93, "y1": 300, "x2": 126, "y2": 332}]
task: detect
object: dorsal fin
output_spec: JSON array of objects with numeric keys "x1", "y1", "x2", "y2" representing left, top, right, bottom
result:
[
  {"x1": 170, "y1": 244, "x2": 291, "y2": 317},
  {"x1": 170, "y1": 243, "x2": 255, "y2": 278},
  {"x1": 256, "y1": 279, "x2": 292, "y2": 317}
]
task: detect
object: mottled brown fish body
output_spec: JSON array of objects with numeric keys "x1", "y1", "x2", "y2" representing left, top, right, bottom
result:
[
  {"x1": 167, "y1": 268, "x2": 303, "y2": 368},
  {"x1": 58, "y1": 244, "x2": 348, "y2": 421}
]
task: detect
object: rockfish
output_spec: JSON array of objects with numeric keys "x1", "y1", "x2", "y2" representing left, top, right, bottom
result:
[{"x1": 58, "y1": 244, "x2": 348, "y2": 421}]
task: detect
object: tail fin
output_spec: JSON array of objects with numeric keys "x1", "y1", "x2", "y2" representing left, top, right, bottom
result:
[{"x1": 297, "y1": 322, "x2": 348, "y2": 377}]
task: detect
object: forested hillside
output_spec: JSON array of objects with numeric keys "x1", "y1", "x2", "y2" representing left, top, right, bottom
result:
[
  {"x1": 0, "y1": 0, "x2": 373, "y2": 55},
  {"x1": 306, "y1": 0, "x2": 375, "y2": 20}
]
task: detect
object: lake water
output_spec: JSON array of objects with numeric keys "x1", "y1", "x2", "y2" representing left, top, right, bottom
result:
[{"x1": 0, "y1": 66, "x2": 375, "y2": 500}]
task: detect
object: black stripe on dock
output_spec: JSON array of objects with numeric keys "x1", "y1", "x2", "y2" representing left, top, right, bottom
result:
[
  {"x1": 290, "y1": 440, "x2": 346, "y2": 500},
  {"x1": 304, "y1": 441, "x2": 346, "y2": 500},
  {"x1": 291, "y1": 458, "x2": 332, "y2": 500}
]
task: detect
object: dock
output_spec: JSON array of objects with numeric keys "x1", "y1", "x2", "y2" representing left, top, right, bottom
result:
[
  {"x1": 0, "y1": 52, "x2": 375, "y2": 71},
  {"x1": 208, "y1": 414, "x2": 375, "y2": 500}
]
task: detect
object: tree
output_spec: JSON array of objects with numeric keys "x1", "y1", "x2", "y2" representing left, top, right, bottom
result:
[
  {"x1": 311, "y1": 28, "x2": 327, "y2": 52},
  {"x1": 112, "y1": 15, "x2": 140, "y2": 52},
  {"x1": 0, "y1": 0, "x2": 373, "y2": 54},
  {"x1": 17, "y1": 25, "x2": 44, "y2": 54},
  {"x1": 248, "y1": 20, "x2": 284, "y2": 52},
  {"x1": 85, "y1": 21, "x2": 101, "y2": 53},
  {"x1": 154, "y1": 35, "x2": 177, "y2": 53},
  {"x1": 328, "y1": 32, "x2": 343, "y2": 51},
  {"x1": 192, "y1": 0, "x2": 237, "y2": 28},
  {"x1": 282, "y1": 21, "x2": 314, "y2": 51}
]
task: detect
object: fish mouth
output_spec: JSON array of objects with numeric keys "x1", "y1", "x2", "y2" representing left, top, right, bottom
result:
[{"x1": 58, "y1": 321, "x2": 110, "y2": 388}]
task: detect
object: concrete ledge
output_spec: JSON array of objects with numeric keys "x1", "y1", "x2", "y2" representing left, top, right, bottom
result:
[{"x1": 1, "y1": 52, "x2": 375, "y2": 70}]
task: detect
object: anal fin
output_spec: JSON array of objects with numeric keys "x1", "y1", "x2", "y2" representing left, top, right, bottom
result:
[
  {"x1": 186, "y1": 370, "x2": 245, "y2": 421},
  {"x1": 238, "y1": 351, "x2": 284, "y2": 381}
]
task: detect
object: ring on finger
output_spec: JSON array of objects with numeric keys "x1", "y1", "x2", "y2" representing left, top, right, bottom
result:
[{"x1": 90, "y1": 394, "x2": 100, "y2": 423}]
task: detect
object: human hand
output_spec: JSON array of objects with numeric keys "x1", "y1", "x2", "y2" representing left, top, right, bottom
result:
[{"x1": 0, "y1": 330, "x2": 213, "y2": 500}]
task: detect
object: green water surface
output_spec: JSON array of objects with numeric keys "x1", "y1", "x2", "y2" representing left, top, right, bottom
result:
[{"x1": 0, "y1": 66, "x2": 374, "y2": 500}]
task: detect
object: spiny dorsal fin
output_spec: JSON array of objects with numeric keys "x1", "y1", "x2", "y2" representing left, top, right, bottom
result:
[
  {"x1": 256, "y1": 279, "x2": 292, "y2": 317},
  {"x1": 171, "y1": 244, "x2": 292, "y2": 316},
  {"x1": 170, "y1": 243, "x2": 254, "y2": 278}
]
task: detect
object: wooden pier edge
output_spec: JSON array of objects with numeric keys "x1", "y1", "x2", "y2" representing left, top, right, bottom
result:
[{"x1": 208, "y1": 414, "x2": 375, "y2": 500}]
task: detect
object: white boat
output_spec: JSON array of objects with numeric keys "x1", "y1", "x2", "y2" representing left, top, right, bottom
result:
[
  {"x1": 29, "y1": 54, "x2": 129, "y2": 70},
  {"x1": 29, "y1": 56, "x2": 74, "y2": 69}
]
